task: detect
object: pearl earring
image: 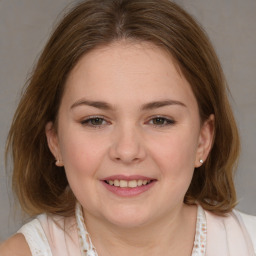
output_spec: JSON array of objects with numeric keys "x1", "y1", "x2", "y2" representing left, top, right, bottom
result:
[
  {"x1": 55, "y1": 159, "x2": 63, "y2": 167},
  {"x1": 199, "y1": 159, "x2": 204, "y2": 164}
]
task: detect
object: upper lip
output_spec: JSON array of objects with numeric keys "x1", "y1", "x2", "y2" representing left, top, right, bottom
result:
[{"x1": 102, "y1": 175, "x2": 156, "y2": 181}]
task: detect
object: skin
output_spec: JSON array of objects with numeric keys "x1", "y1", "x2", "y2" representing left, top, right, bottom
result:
[
  {"x1": 0, "y1": 234, "x2": 31, "y2": 256},
  {"x1": 0, "y1": 41, "x2": 214, "y2": 256},
  {"x1": 47, "y1": 41, "x2": 214, "y2": 255}
]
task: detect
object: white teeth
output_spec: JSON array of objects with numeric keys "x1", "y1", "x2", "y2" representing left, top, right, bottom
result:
[
  {"x1": 128, "y1": 180, "x2": 137, "y2": 188},
  {"x1": 120, "y1": 180, "x2": 128, "y2": 188},
  {"x1": 142, "y1": 180, "x2": 148, "y2": 185},
  {"x1": 114, "y1": 180, "x2": 120, "y2": 186},
  {"x1": 137, "y1": 180, "x2": 143, "y2": 186},
  {"x1": 106, "y1": 179, "x2": 151, "y2": 188}
]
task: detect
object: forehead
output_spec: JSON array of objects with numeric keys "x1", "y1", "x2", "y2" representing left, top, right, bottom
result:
[
  {"x1": 63, "y1": 41, "x2": 197, "y2": 110},
  {"x1": 70, "y1": 41, "x2": 181, "y2": 78}
]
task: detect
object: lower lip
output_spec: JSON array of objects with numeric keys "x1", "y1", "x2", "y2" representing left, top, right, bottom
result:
[{"x1": 101, "y1": 181, "x2": 156, "y2": 197}]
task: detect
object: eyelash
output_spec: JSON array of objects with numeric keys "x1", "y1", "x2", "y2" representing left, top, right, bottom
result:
[
  {"x1": 147, "y1": 116, "x2": 176, "y2": 127},
  {"x1": 80, "y1": 116, "x2": 176, "y2": 128},
  {"x1": 80, "y1": 116, "x2": 108, "y2": 128}
]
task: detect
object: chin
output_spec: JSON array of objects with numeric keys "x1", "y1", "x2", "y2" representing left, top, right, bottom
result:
[{"x1": 103, "y1": 206, "x2": 153, "y2": 228}]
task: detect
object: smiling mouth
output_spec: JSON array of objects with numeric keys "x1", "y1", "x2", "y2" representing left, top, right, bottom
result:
[{"x1": 104, "y1": 179, "x2": 154, "y2": 188}]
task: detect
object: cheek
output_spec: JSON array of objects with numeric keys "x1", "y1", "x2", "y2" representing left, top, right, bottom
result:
[
  {"x1": 143, "y1": 131, "x2": 199, "y2": 210},
  {"x1": 58, "y1": 129, "x2": 107, "y2": 178},
  {"x1": 148, "y1": 129, "x2": 199, "y2": 183},
  {"x1": 57, "y1": 130, "x2": 107, "y2": 207}
]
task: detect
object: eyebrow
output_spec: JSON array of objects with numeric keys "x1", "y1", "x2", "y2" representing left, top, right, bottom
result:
[
  {"x1": 70, "y1": 99, "x2": 186, "y2": 111},
  {"x1": 71, "y1": 100, "x2": 113, "y2": 110},
  {"x1": 141, "y1": 100, "x2": 186, "y2": 110}
]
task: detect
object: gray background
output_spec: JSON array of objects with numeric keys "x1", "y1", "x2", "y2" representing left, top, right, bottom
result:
[{"x1": 0, "y1": 0, "x2": 255, "y2": 242}]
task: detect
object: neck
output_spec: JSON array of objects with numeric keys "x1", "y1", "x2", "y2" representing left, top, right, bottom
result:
[{"x1": 83, "y1": 204, "x2": 197, "y2": 256}]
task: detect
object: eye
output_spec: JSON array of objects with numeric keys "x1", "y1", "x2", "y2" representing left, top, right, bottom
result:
[
  {"x1": 81, "y1": 116, "x2": 108, "y2": 127},
  {"x1": 149, "y1": 116, "x2": 176, "y2": 126}
]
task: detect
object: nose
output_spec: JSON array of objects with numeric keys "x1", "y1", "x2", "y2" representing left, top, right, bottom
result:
[{"x1": 109, "y1": 124, "x2": 146, "y2": 165}]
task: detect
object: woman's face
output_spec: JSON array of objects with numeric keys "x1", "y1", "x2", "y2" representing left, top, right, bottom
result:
[{"x1": 46, "y1": 41, "x2": 213, "y2": 228}]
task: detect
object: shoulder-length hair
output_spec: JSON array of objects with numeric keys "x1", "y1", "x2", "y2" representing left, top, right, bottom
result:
[{"x1": 6, "y1": 0, "x2": 240, "y2": 216}]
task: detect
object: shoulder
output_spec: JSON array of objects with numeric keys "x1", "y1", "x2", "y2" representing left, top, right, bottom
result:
[
  {"x1": 237, "y1": 210, "x2": 256, "y2": 228},
  {"x1": 0, "y1": 233, "x2": 32, "y2": 256},
  {"x1": 204, "y1": 208, "x2": 256, "y2": 254},
  {"x1": 234, "y1": 210, "x2": 256, "y2": 251},
  {"x1": 18, "y1": 214, "x2": 53, "y2": 256},
  {"x1": 233, "y1": 209, "x2": 256, "y2": 234}
]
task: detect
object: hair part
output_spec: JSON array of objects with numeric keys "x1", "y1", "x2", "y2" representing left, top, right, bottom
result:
[{"x1": 6, "y1": 0, "x2": 240, "y2": 217}]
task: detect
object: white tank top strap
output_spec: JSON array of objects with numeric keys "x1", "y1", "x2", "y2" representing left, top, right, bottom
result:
[
  {"x1": 17, "y1": 217, "x2": 52, "y2": 256},
  {"x1": 234, "y1": 210, "x2": 256, "y2": 254},
  {"x1": 205, "y1": 209, "x2": 256, "y2": 256},
  {"x1": 17, "y1": 213, "x2": 80, "y2": 256}
]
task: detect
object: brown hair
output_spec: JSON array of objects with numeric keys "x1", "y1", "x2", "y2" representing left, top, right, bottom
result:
[{"x1": 6, "y1": 0, "x2": 240, "y2": 216}]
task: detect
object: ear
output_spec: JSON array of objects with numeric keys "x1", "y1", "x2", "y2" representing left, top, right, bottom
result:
[
  {"x1": 195, "y1": 114, "x2": 215, "y2": 167},
  {"x1": 45, "y1": 122, "x2": 64, "y2": 167}
]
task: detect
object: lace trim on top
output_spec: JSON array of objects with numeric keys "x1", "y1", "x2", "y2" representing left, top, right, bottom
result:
[
  {"x1": 192, "y1": 205, "x2": 207, "y2": 255},
  {"x1": 76, "y1": 203, "x2": 98, "y2": 256},
  {"x1": 75, "y1": 203, "x2": 207, "y2": 256}
]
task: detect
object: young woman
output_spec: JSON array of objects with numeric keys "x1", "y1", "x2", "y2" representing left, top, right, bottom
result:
[{"x1": 1, "y1": 0, "x2": 255, "y2": 255}]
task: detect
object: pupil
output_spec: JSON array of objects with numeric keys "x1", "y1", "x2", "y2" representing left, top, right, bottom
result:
[
  {"x1": 154, "y1": 118, "x2": 164, "y2": 124},
  {"x1": 92, "y1": 118, "x2": 102, "y2": 125}
]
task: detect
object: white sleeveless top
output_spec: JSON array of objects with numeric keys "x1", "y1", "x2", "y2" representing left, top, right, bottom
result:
[
  {"x1": 18, "y1": 214, "x2": 81, "y2": 256},
  {"x1": 17, "y1": 205, "x2": 256, "y2": 256}
]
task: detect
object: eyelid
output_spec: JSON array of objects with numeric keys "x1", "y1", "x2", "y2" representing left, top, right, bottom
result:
[
  {"x1": 79, "y1": 115, "x2": 176, "y2": 128},
  {"x1": 80, "y1": 115, "x2": 110, "y2": 127},
  {"x1": 146, "y1": 115, "x2": 176, "y2": 126}
]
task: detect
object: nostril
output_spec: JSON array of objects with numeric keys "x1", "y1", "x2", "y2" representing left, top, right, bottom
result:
[{"x1": 109, "y1": 138, "x2": 146, "y2": 164}]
